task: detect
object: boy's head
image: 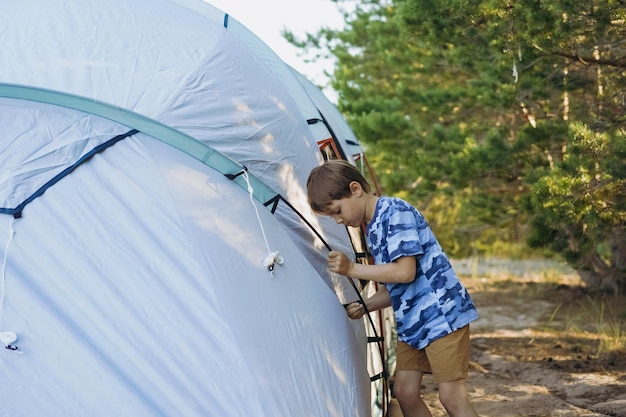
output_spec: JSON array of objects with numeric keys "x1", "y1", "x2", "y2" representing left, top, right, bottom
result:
[{"x1": 307, "y1": 159, "x2": 371, "y2": 214}]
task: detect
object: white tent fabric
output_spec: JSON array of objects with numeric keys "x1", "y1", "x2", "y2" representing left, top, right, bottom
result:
[
  {"x1": 0, "y1": 97, "x2": 370, "y2": 416},
  {"x1": 219, "y1": 14, "x2": 361, "y2": 163},
  {"x1": 0, "y1": 0, "x2": 374, "y2": 415},
  {"x1": 0, "y1": 0, "x2": 360, "y2": 302},
  {"x1": 290, "y1": 67, "x2": 367, "y2": 167}
]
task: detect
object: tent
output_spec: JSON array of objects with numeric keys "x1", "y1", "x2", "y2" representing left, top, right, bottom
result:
[{"x1": 0, "y1": 0, "x2": 377, "y2": 415}]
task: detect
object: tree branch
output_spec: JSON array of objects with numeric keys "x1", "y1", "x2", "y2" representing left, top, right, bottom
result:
[{"x1": 551, "y1": 51, "x2": 626, "y2": 68}]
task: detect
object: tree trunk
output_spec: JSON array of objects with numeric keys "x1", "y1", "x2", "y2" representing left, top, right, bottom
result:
[
  {"x1": 610, "y1": 227, "x2": 626, "y2": 291},
  {"x1": 576, "y1": 228, "x2": 626, "y2": 293}
]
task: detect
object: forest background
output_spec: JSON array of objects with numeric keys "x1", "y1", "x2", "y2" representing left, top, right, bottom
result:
[{"x1": 287, "y1": 0, "x2": 626, "y2": 293}]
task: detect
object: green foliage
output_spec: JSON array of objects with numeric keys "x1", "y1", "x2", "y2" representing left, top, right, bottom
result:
[
  {"x1": 527, "y1": 125, "x2": 626, "y2": 290},
  {"x1": 289, "y1": 0, "x2": 626, "y2": 291}
]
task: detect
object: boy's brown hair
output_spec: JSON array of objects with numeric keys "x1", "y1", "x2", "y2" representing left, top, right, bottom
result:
[{"x1": 307, "y1": 159, "x2": 371, "y2": 213}]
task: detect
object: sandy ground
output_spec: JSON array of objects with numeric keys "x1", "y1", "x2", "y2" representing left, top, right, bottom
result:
[{"x1": 388, "y1": 259, "x2": 626, "y2": 417}]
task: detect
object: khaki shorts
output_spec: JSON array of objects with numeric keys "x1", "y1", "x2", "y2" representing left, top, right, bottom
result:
[{"x1": 395, "y1": 325, "x2": 471, "y2": 383}]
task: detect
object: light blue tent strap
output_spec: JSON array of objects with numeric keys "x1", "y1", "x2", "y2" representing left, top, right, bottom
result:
[{"x1": 0, "y1": 83, "x2": 277, "y2": 205}]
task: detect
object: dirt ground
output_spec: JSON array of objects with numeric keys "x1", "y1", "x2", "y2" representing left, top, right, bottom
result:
[{"x1": 389, "y1": 259, "x2": 626, "y2": 417}]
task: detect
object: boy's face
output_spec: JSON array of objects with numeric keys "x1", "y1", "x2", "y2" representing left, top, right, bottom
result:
[{"x1": 321, "y1": 183, "x2": 366, "y2": 228}]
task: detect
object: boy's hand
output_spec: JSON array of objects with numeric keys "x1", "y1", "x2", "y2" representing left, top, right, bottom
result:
[
  {"x1": 344, "y1": 301, "x2": 365, "y2": 320},
  {"x1": 328, "y1": 251, "x2": 354, "y2": 276}
]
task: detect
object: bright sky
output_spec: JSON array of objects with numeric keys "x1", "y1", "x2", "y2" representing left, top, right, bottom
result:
[{"x1": 206, "y1": 0, "x2": 345, "y2": 93}]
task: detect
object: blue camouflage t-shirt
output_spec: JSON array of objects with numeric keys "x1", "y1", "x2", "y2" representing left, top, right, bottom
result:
[{"x1": 366, "y1": 197, "x2": 478, "y2": 350}]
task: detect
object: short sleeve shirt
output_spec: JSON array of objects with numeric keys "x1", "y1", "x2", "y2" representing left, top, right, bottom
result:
[{"x1": 366, "y1": 197, "x2": 478, "y2": 350}]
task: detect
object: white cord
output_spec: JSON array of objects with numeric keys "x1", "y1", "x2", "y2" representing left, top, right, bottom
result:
[
  {"x1": 242, "y1": 170, "x2": 271, "y2": 254},
  {"x1": 241, "y1": 171, "x2": 282, "y2": 275}
]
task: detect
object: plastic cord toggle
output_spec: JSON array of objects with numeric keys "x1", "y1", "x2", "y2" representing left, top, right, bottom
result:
[
  {"x1": 262, "y1": 251, "x2": 284, "y2": 272},
  {"x1": 0, "y1": 331, "x2": 18, "y2": 351}
]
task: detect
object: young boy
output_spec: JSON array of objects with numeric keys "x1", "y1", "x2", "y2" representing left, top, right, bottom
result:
[{"x1": 307, "y1": 160, "x2": 480, "y2": 417}]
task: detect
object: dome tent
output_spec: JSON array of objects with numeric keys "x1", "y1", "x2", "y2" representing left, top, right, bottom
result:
[{"x1": 0, "y1": 0, "x2": 372, "y2": 416}]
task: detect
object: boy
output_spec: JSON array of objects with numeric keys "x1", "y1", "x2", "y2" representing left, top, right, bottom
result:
[{"x1": 307, "y1": 160, "x2": 480, "y2": 417}]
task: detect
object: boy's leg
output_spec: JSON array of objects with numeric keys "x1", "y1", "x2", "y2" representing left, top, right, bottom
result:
[
  {"x1": 438, "y1": 379, "x2": 478, "y2": 417},
  {"x1": 394, "y1": 341, "x2": 433, "y2": 417},
  {"x1": 394, "y1": 370, "x2": 432, "y2": 417},
  {"x1": 424, "y1": 325, "x2": 479, "y2": 417}
]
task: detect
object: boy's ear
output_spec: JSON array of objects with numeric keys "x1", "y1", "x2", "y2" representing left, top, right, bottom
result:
[{"x1": 349, "y1": 181, "x2": 362, "y2": 195}]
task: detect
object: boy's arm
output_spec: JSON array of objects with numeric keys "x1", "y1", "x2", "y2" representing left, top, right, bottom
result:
[{"x1": 328, "y1": 250, "x2": 416, "y2": 284}]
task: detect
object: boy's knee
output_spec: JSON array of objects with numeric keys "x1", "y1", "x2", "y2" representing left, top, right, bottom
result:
[
  {"x1": 438, "y1": 380, "x2": 470, "y2": 414},
  {"x1": 392, "y1": 375, "x2": 422, "y2": 403},
  {"x1": 438, "y1": 390, "x2": 460, "y2": 411},
  {"x1": 393, "y1": 383, "x2": 416, "y2": 403}
]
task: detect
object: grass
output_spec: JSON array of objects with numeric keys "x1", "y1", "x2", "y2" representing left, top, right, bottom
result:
[
  {"x1": 569, "y1": 293, "x2": 626, "y2": 355},
  {"x1": 537, "y1": 285, "x2": 626, "y2": 357},
  {"x1": 456, "y1": 257, "x2": 626, "y2": 357}
]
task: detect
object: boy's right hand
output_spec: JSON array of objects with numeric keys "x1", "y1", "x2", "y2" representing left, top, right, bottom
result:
[
  {"x1": 344, "y1": 301, "x2": 365, "y2": 320},
  {"x1": 328, "y1": 250, "x2": 354, "y2": 276}
]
